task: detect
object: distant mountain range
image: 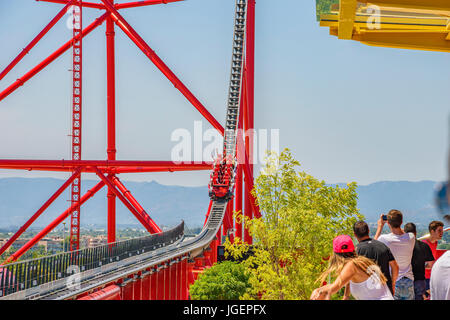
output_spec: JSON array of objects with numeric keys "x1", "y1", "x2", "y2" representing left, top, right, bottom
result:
[
  {"x1": 0, "y1": 178, "x2": 210, "y2": 231},
  {"x1": 0, "y1": 178, "x2": 444, "y2": 231},
  {"x1": 339, "y1": 180, "x2": 443, "y2": 229}
]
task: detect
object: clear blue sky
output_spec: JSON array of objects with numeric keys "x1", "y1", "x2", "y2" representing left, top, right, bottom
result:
[{"x1": 0, "y1": 0, "x2": 449, "y2": 187}]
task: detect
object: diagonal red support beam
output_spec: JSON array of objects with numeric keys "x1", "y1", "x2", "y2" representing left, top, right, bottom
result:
[
  {"x1": 5, "y1": 180, "x2": 105, "y2": 263},
  {"x1": 111, "y1": 176, "x2": 162, "y2": 233},
  {"x1": 99, "y1": 0, "x2": 224, "y2": 135},
  {"x1": 0, "y1": 0, "x2": 75, "y2": 81},
  {"x1": 0, "y1": 168, "x2": 81, "y2": 257},
  {"x1": 93, "y1": 167, "x2": 161, "y2": 234},
  {"x1": 0, "y1": 12, "x2": 109, "y2": 102}
]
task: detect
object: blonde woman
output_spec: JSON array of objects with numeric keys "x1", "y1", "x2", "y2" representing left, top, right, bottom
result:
[{"x1": 310, "y1": 235, "x2": 394, "y2": 300}]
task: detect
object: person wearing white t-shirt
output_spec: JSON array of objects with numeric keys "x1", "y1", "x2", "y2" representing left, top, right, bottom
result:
[
  {"x1": 374, "y1": 209, "x2": 415, "y2": 300},
  {"x1": 430, "y1": 251, "x2": 450, "y2": 300}
]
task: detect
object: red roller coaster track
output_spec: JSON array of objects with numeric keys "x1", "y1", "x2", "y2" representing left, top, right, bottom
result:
[{"x1": 0, "y1": 0, "x2": 258, "y2": 262}]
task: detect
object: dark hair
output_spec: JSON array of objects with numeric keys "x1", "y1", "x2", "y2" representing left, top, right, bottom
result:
[
  {"x1": 428, "y1": 221, "x2": 444, "y2": 233},
  {"x1": 387, "y1": 209, "x2": 403, "y2": 228},
  {"x1": 404, "y1": 222, "x2": 416, "y2": 235},
  {"x1": 335, "y1": 251, "x2": 357, "y2": 259},
  {"x1": 353, "y1": 221, "x2": 369, "y2": 238}
]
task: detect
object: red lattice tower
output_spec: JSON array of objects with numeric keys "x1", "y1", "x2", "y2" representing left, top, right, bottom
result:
[
  {"x1": 70, "y1": 0, "x2": 83, "y2": 251},
  {"x1": 0, "y1": 0, "x2": 258, "y2": 262}
]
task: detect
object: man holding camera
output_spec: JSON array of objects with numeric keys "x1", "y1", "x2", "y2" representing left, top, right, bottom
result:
[{"x1": 374, "y1": 209, "x2": 415, "y2": 300}]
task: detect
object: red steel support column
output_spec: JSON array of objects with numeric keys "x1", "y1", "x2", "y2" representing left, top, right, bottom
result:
[
  {"x1": 244, "y1": 0, "x2": 256, "y2": 245},
  {"x1": 164, "y1": 261, "x2": 170, "y2": 300},
  {"x1": 181, "y1": 256, "x2": 188, "y2": 300},
  {"x1": 216, "y1": 227, "x2": 220, "y2": 246},
  {"x1": 106, "y1": 8, "x2": 117, "y2": 244},
  {"x1": 141, "y1": 270, "x2": 150, "y2": 300},
  {"x1": 170, "y1": 259, "x2": 177, "y2": 300},
  {"x1": 151, "y1": 267, "x2": 158, "y2": 300},
  {"x1": 203, "y1": 248, "x2": 212, "y2": 267},
  {"x1": 157, "y1": 264, "x2": 165, "y2": 300},
  {"x1": 134, "y1": 273, "x2": 142, "y2": 300},
  {"x1": 193, "y1": 256, "x2": 204, "y2": 281},
  {"x1": 187, "y1": 258, "x2": 195, "y2": 299},
  {"x1": 121, "y1": 277, "x2": 134, "y2": 300},
  {"x1": 176, "y1": 257, "x2": 182, "y2": 300},
  {"x1": 235, "y1": 163, "x2": 243, "y2": 241},
  {"x1": 130, "y1": 276, "x2": 136, "y2": 300},
  {"x1": 209, "y1": 238, "x2": 218, "y2": 265},
  {"x1": 226, "y1": 201, "x2": 234, "y2": 243},
  {"x1": 235, "y1": 72, "x2": 245, "y2": 242}
]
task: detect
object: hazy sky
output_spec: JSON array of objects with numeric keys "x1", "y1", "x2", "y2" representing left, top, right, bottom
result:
[{"x1": 0, "y1": 0, "x2": 449, "y2": 187}]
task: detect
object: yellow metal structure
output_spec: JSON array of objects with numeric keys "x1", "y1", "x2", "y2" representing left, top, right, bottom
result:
[{"x1": 318, "y1": 0, "x2": 450, "y2": 52}]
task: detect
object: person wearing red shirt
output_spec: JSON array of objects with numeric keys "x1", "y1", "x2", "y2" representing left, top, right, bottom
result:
[{"x1": 423, "y1": 220, "x2": 444, "y2": 298}]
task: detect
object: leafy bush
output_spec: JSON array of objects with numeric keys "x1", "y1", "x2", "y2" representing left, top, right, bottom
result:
[{"x1": 189, "y1": 261, "x2": 251, "y2": 300}]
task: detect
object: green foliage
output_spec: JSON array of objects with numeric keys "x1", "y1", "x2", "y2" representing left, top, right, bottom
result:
[
  {"x1": 225, "y1": 149, "x2": 363, "y2": 300},
  {"x1": 189, "y1": 261, "x2": 251, "y2": 300},
  {"x1": 316, "y1": 0, "x2": 340, "y2": 21},
  {"x1": 0, "y1": 245, "x2": 48, "y2": 264}
]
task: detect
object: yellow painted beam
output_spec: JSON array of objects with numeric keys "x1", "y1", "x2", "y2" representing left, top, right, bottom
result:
[
  {"x1": 374, "y1": 6, "x2": 450, "y2": 18},
  {"x1": 322, "y1": 20, "x2": 447, "y2": 32},
  {"x1": 320, "y1": 13, "x2": 448, "y2": 31},
  {"x1": 338, "y1": 0, "x2": 357, "y2": 39},
  {"x1": 358, "y1": 0, "x2": 450, "y2": 12},
  {"x1": 353, "y1": 30, "x2": 450, "y2": 52},
  {"x1": 447, "y1": 20, "x2": 450, "y2": 40}
]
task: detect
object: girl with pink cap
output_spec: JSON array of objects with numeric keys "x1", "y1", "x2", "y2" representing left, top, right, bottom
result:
[{"x1": 310, "y1": 235, "x2": 394, "y2": 300}]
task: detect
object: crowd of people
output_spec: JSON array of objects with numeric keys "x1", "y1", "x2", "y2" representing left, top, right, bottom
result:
[{"x1": 310, "y1": 209, "x2": 449, "y2": 300}]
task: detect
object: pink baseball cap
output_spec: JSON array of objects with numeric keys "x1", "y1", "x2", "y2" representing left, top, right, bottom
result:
[{"x1": 333, "y1": 235, "x2": 355, "y2": 253}]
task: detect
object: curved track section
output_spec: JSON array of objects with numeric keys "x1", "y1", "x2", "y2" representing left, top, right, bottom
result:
[{"x1": 0, "y1": 0, "x2": 248, "y2": 300}]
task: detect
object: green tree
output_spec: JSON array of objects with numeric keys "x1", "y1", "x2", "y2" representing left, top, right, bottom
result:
[
  {"x1": 189, "y1": 261, "x2": 251, "y2": 300},
  {"x1": 225, "y1": 149, "x2": 363, "y2": 300}
]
